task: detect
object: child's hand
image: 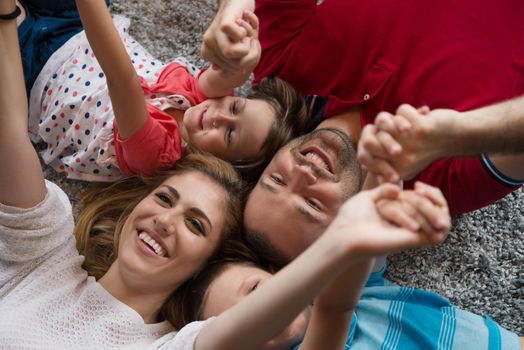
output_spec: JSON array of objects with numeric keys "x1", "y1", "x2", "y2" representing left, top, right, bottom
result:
[
  {"x1": 376, "y1": 182, "x2": 450, "y2": 244},
  {"x1": 202, "y1": 0, "x2": 257, "y2": 73},
  {"x1": 325, "y1": 183, "x2": 449, "y2": 260}
]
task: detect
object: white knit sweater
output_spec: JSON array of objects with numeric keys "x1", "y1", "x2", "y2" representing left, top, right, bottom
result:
[{"x1": 0, "y1": 181, "x2": 207, "y2": 349}]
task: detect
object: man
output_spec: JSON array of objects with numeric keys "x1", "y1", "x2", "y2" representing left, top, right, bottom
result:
[{"x1": 202, "y1": 0, "x2": 524, "y2": 215}]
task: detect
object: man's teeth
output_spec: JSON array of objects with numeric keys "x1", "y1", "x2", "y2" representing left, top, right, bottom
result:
[
  {"x1": 138, "y1": 232, "x2": 166, "y2": 257},
  {"x1": 305, "y1": 152, "x2": 329, "y2": 170}
]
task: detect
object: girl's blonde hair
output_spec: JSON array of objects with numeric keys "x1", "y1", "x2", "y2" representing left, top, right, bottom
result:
[{"x1": 75, "y1": 153, "x2": 245, "y2": 326}]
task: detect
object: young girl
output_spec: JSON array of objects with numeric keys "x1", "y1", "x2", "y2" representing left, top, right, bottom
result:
[{"x1": 22, "y1": 0, "x2": 307, "y2": 181}]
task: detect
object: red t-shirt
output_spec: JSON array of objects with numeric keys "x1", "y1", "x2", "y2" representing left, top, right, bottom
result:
[
  {"x1": 254, "y1": 0, "x2": 524, "y2": 215},
  {"x1": 114, "y1": 62, "x2": 208, "y2": 176}
]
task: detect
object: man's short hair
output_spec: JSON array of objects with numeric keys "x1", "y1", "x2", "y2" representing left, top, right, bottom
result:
[{"x1": 244, "y1": 229, "x2": 289, "y2": 270}]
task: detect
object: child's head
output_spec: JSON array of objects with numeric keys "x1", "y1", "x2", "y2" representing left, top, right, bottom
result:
[
  {"x1": 183, "y1": 77, "x2": 308, "y2": 181},
  {"x1": 174, "y1": 242, "x2": 311, "y2": 350}
]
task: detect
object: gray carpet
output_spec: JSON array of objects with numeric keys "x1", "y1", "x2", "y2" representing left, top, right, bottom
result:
[{"x1": 45, "y1": 0, "x2": 523, "y2": 335}]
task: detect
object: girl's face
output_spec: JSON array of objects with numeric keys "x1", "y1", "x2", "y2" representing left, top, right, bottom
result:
[
  {"x1": 183, "y1": 96, "x2": 275, "y2": 162},
  {"x1": 116, "y1": 171, "x2": 227, "y2": 295},
  {"x1": 202, "y1": 264, "x2": 311, "y2": 350}
]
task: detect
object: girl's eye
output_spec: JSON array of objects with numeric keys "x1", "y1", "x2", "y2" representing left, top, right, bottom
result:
[
  {"x1": 306, "y1": 198, "x2": 322, "y2": 211},
  {"x1": 270, "y1": 174, "x2": 285, "y2": 185},
  {"x1": 186, "y1": 217, "x2": 205, "y2": 236},
  {"x1": 230, "y1": 100, "x2": 238, "y2": 114},
  {"x1": 227, "y1": 128, "x2": 234, "y2": 145},
  {"x1": 155, "y1": 192, "x2": 172, "y2": 205},
  {"x1": 250, "y1": 281, "x2": 259, "y2": 292}
]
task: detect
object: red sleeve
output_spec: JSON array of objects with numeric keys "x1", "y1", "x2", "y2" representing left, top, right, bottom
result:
[
  {"x1": 253, "y1": 0, "x2": 317, "y2": 85},
  {"x1": 404, "y1": 157, "x2": 522, "y2": 216},
  {"x1": 148, "y1": 62, "x2": 209, "y2": 105},
  {"x1": 114, "y1": 104, "x2": 183, "y2": 176}
]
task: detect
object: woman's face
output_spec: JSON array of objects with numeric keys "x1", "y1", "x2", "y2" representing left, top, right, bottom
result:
[
  {"x1": 183, "y1": 96, "x2": 275, "y2": 162},
  {"x1": 117, "y1": 171, "x2": 227, "y2": 295},
  {"x1": 202, "y1": 264, "x2": 311, "y2": 350}
]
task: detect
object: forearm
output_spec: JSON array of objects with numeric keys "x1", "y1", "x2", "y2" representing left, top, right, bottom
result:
[
  {"x1": 198, "y1": 67, "x2": 247, "y2": 98},
  {"x1": 452, "y1": 96, "x2": 524, "y2": 155},
  {"x1": 75, "y1": 0, "x2": 148, "y2": 138},
  {"x1": 0, "y1": 1, "x2": 46, "y2": 207},
  {"x1": 299, "y1": 260, "x2": 373, "y2": 350}
]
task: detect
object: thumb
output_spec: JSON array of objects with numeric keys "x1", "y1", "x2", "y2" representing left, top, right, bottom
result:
[{"x1": 369, "y1": 183, "x2": 401, "y2": 202}]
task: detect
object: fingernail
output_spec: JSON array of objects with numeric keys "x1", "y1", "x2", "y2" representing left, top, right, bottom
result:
[{"x1": 435, "y1": 218, "x2": 448, "y2": 229}]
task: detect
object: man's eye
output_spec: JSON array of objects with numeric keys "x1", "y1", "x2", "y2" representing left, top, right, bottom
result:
[
  {"x1": 155, "y1": 192, "x2": 172, "y2": 205},
  {"x1": 306, "y1": 198, "x2": 322, "y2": 211},
  {"x1": 186, "y1": 217, "x2": 205, "y2": 236},
  {"x1": 270, "y1": 174, "x2": 285, "y2": 185}
]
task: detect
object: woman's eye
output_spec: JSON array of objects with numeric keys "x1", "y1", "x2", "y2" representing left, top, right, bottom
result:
[
  {"x1": 250, "y1": 281, "x2": 259, "y2": 292},
  {"x1": 186, "y1": 218, "x2": 205, "y2": 236},
  {"x1": 306, "y1": 198, "x2": 322, "y2": 211},
  {"x1": 155, "y1": 192, "x2": 172, "y2": 205},
  {"x1": 270, "y1": 174, "x2": 285, "y2": 185}
]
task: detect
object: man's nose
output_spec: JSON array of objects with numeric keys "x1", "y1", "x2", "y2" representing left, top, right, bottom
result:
[{"x1": 292, "y1": 163, "x2": 318, "y2": 187}]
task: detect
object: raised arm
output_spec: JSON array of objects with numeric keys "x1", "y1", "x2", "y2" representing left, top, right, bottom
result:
[
  {"x1": 75, "y1": 0, "x2": 148, "y2": 139},
  {"x1": 195, "y1": 184, "x2": 450, "y2": 350},
  {"x1": 358, "y1": 99, "x2": 524, "y2": 183},
  {"x1": 0, "y1": 0, "x2": 45, "y2": 208}
]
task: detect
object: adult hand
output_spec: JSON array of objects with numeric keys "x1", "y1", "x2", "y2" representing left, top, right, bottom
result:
[
  {"x1": 326, "y1": 183, "x2": 450, "y2": 260},
  {"x1": 357, "y1": 104, "x2": 457, "y2": 182},
  {"x1": 376, "y1": 182, "x2": 450, "y2": 240},
  {"x1": 201, "y1": 0, "x2": 257, "y2": 73}
]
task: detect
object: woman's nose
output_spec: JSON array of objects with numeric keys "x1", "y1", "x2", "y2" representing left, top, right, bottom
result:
[{"x1": 154, "y1": 213, "x2": 176, "y2": 236}]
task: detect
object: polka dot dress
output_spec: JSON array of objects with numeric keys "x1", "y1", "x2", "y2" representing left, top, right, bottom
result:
[{"x1": 28, "y1": 16, "x2": 198, "y2": 182}]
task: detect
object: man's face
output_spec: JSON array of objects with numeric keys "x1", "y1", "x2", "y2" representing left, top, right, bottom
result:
[{"x1": 244, "y1": 128, "x2": 361, "y2": 261}]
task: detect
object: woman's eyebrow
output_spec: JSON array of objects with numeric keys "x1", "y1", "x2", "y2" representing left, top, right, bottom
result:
[{"x1": 161, "y1": 185, "x2": 180, "y2": 200}]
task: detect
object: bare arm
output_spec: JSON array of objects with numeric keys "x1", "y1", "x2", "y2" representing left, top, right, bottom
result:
[
  {"x1": 195, "y1": 184, "x2": 450, "y2": 350},
  {"x1": 75, "y1": 0, "x2": 148, "y2": 139},
  {"x1": 0, "y1": 0, "x2": 46, "y2": 208},
  {"x1": 358, "y1": 98, "x2": 524, "y2": 183},
  {"x1": 298, "y1": 260, "x2": 373, "y2": 350}
]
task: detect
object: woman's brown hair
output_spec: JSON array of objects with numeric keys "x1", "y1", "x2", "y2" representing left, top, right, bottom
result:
[
  {"x1": 235, "y1": 76, "x2": 309, "y2": 182},
  {"x1": 75, "y1": 153, "x2": 245, "y2": 326}
]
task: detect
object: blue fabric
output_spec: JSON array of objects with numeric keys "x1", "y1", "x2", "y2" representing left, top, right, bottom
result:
[
  {"x1": 17, "y1": 0, "x2": 110, "y2": 93},
  {"x1": 293, "y1": 278, "x2": 519, "y2": 350}
]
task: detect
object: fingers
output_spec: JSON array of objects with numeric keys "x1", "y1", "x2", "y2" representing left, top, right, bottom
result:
[
  {"x1": 370, "y1": 183, "x2": 401, "y2": 202},
  {"x1": 414, "y1": 182, "x2": 450, "y2": 230},
  {"x1": 358, "y1": 125, "x2": 400, "y2": 183},
  {"x1": 400, "y1": 193, "x2": 443, "y2": 235},
  {"x1": 237, "y1": 10, "x2": 259, "y2": 39},
  {"x1": 376, "y1": 199, "x2": 420, "y2": 231}
]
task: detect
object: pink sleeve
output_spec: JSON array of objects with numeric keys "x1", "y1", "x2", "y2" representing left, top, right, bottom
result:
[
  {"x1": 114, "y1": 105, "x2": 183, "y2": 176},
  {"x1": 153, "y1": 63, "x2": 209, "y2": 105},
  {"x1": 253, "y1": 0, "x2": 317, "y2": 85},
  {"x1": 404, "y1": 157, "x2": 522, "y2": 216}
]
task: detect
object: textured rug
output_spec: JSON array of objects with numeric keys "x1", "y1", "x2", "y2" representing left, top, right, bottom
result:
[{"x1": 43, "y1": 0, "x2": 523, "y2": 335}]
